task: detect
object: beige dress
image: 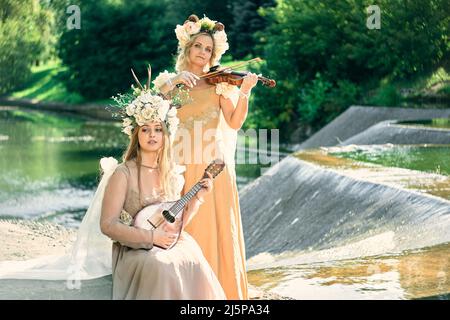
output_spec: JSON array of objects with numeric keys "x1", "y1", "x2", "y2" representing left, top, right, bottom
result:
[
  {"x1": 110, "y1": 160, "x2": 225, "y2": 300},
  {"x1": 173, "y1": 86, "x2": 248, "y2": 300}
]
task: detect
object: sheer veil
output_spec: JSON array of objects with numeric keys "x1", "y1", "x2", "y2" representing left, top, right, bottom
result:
[{"x1": 0, "y1": 157, "x2": 118, "y2": 283}]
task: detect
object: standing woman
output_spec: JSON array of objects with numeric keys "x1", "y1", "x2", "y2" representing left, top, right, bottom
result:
[{"x1": 153, "y1": 14, "x2": 258, "y2": 299}]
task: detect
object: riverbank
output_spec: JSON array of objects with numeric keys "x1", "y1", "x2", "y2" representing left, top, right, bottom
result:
[
  {"x1": 0, "y1": 220, "x2": 291, "y2": 300},
  {"x1": 0, "y1": 96, "x2": 112, "y2": 121}
]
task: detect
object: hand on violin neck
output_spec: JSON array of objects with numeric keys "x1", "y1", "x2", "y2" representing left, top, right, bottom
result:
[{"x1": 240, "y1": 72, "x2": 258, "y2": 93}]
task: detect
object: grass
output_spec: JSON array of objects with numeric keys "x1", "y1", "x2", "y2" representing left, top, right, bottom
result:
[
  {"x1": 8, "y1": 60, "x2": 111, "y2": 106},
  {"x1": 9, "y1": 60, "x2": 85, "y2": 104},
  {"x1": 365, "y1": 68, "x2": 450, "y2": 107}
]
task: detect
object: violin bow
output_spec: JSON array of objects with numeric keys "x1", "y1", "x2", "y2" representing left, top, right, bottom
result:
[{"x1": 199, "y1": 57, "x2": 263, "y2": 79}]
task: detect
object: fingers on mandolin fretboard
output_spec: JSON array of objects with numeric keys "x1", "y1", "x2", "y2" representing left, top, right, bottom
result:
[{"x1": 205, "y1": 160, "x2": 225, "y2": 179}]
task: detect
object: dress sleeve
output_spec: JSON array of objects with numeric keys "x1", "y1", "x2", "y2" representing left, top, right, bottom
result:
[
  {"x1": 215, "y1": 82, "x2": 239, "y2": 100},
  {"x1": 100, "y1": 164, "x2": 154, "y2": 250}
]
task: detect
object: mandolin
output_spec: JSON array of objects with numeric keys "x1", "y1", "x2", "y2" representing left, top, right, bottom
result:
[{"x1": 133, "y1": 159, "x2": 225, "y2": 249}]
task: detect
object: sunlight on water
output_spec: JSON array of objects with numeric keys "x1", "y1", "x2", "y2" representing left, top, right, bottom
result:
[
  {"x1": 248, "y1": 242, "x2": 450, "y2": 300},
  {"x1": 0, "y1": 108, "x2": 127, "y2": 226}
]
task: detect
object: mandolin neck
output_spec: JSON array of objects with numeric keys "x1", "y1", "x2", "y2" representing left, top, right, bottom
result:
[{"x1": 168, "y1": 182, "x2": 203, "y2": 217}]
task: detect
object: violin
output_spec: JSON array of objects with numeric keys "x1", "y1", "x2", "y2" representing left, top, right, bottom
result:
[{"x1": 200, "y1": 58, "x2": 276, "y2": 88}]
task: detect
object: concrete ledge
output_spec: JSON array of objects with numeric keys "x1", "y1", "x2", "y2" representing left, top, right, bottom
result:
[
  {"x1": 297, "y1": 106, "x2": 450, "y2": 150},
  {"x1": 340, "y1": 120, "x2": 450, "y2": 145}
]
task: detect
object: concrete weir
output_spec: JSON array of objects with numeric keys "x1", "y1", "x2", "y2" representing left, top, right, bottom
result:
[
  {"x1": 296, "y1": 106, "x2": 450, "y2": 150},
  {"x1": 240, "y1": 155, "x2": 450, "y2": 259}
]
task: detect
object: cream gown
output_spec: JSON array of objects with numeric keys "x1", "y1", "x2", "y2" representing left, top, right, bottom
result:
[
  {"x1": 173, "y1": 85, "x2": 248, "y2": 300},
  {"x1": 110, "y1": 160, "x2": 225, "y2": 299}
]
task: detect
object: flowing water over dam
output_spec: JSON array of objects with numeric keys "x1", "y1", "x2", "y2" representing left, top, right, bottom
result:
[{"x1": 241, "y1": 148, "x2": 450, "y2": 299}]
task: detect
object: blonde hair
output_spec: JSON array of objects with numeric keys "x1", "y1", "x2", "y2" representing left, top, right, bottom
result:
[
  {"x1": 175, "y1": 32, "x2": 217, "y2": 73},
  {"x1": 122, "y1": 122, "x2": 178, "y2": 201}
]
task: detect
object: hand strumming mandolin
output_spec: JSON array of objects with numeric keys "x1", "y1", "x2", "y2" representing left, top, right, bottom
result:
[{"x1": 133, "y1": 159, "x2": 225, "y2": 249}]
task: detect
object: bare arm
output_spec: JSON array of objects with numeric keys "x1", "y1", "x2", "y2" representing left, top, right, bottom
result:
[
  {"x1": 100, "y1": 171, "x2": 153, "y2": 249},
  {"x1": 181, "y1": 172, "x2": 213, "y2": 228},
  {"x1": 220, "y1": 72, "x2": 258, "y2": 130},
  {"x1": 220, "y1": 92, "x2": 250, "y2": 130}
]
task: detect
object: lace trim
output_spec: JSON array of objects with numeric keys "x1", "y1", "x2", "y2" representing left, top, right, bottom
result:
[
  {"x1": 119, "y1": 209, "x2": 133, "y2": 226},
  {"x1": 179, "y1": 107, "x2": 220, "y2": 131},
  {"x1": 215, "y1": 82, "x2": 238, "y2": 99}
]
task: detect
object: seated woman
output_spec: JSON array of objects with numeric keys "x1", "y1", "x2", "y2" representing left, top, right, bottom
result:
[{"x1": 100, "y1": 88, "x2": 225, "y2": 299}]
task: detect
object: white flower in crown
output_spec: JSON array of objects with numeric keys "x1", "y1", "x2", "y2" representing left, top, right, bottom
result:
[
  {"x1": 112, "y1": 65, "x2": 181, "y2": 140},
  {"x1": 126, "y1": 103, "x2": 136, "y2": 116},
  {"x1": 150, "y1": 95, "x2": 164, "y2": 106},
  {"x1": 213, "y1": 30, "x2": 229, "y2": 61},
  {"x1": 122, "y1": 117, "x2": 132, "y2": 127},
  {"x1": 134, "y1": 113, "x2": 146, "y2": 126},
  {"x1": 135, "y1": 100, "x2": 143, "y2": 108},
  {"x1": 121, "y1": 93, "x2": 180, "y2": 138},
  {"x1": 175, "y1": 24, "x2": 190, "y2": 47},
  {"x1": 140, "y1": 107, "x2": 155, "y2": 120},
  {"x1": 122, "y1": 125, "x2": 133, "y2": 136}
]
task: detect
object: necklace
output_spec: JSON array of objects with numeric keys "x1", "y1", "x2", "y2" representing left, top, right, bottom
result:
[{"x1": 141, "y1": 163, "x2": 159, "y2": 170}]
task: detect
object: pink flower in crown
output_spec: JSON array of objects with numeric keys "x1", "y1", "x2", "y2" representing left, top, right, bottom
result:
[{"x1": 184, "y1": 21, "x2": 201, "y2": 35}]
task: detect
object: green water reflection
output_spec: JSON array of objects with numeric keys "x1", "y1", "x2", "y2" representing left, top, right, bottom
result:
[
  {"x1": 0, "y1": 107, "x2": 276, "y2": 226},
  {"x1": 397, "y1": 118, "x2": 450, "y2": 130},
  {"x1": 331, "y1": 145, "x2": 450, "y2": 176}
]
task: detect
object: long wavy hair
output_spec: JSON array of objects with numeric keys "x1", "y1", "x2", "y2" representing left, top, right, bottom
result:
[
  {"x1": 175, "y1": 32, "x2": 217, "y2": 73},
  {"x1": 122, "y1": 121, "x2": 178, "y2": 201}
]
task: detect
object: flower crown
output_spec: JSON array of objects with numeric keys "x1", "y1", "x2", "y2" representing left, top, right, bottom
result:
[
  {"x1": 175, "y1": 14, "x2": 229, "y2": 66},
  {"x1": 109, "y1": 65, "x2": 180, "y2": 140}
]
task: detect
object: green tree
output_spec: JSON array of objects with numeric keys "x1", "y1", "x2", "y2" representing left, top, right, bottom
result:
[
  {"x1": 228, "y1": 0, "x2": 275, "y2": 59},
  {"x1": 251, "y1": 0, "x2": 449, "y2": 141},
  {"x1": 58, "y1": 0, "x2": 177, "y2": 99},
  {"x1": 0, "y1": 0, "x2": 55, "y2": 94}
]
